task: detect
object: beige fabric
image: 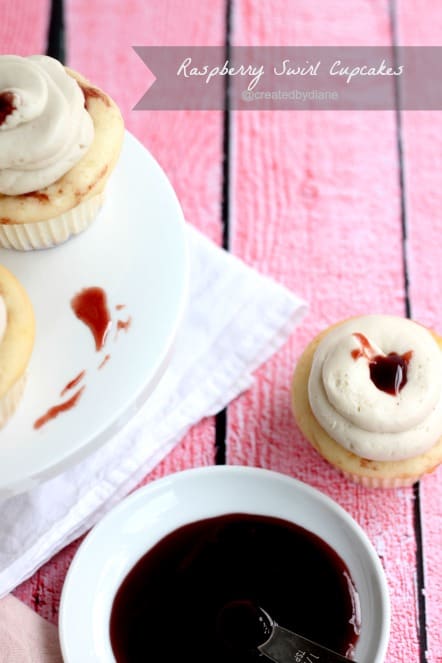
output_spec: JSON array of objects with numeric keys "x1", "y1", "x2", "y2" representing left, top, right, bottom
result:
[{"x1": 0, "y1": 595, "x2": 62, "y2": 662}]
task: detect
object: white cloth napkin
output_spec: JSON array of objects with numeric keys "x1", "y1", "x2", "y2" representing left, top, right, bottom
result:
[{"x1": 0, "y1": 224, "x2": 307, "y2": 597}]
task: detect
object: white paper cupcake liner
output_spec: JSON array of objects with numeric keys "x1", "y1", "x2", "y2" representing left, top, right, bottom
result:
[
  {"x1": 0, "y1": 373, "x2": 27, "y2": 429},
  {"x1": 340, "y1": 469, "x2": 420, "y2": 489},
  {"x1": 0, "y1": 192, "x2": 104, "y2": 251}
]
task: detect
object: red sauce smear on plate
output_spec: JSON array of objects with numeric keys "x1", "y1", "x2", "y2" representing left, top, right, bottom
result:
[
  {"x1": 32, "y1": 291, "x2": 132, "y2": 432},
  {"x1": 71, "y1": 287, "x2": 112, "y2": 351},
  {"x1": 98, "y1": 354, "x2": 111, "y2": 370},
  {"x1": 33, "y1": 387, "x2": 86, "y2": 430},
  {"x1": 115, "y1": 316, "x2": 132, "y2": 338},
  {"x1": 60, "y1": 370, "x2": 86, "y2": 397}
]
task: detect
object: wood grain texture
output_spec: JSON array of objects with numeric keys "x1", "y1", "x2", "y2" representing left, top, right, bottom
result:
[
  {"x1": 67, "y1": 0, "x2": 225, "y2": 244},
  {"x1": 396, "y1": 3, "x2": 442, "y2": 661},
  {"x1": 12, "y1": 0, "x2": 226, "y2": 623},
  {"x1": 0, "y1": 0, "x2": 50, "y2": 55},
  {"x1": 2, "y1": 3, "x2": 441, "y2": 662},
  {"x1": 228, "y1": 1, "x2": 424, "y2": 661}
]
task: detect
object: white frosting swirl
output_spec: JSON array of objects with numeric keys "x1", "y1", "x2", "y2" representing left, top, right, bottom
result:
[
  {"x1": 0, "y1": 296, "x2": 6, "y2": 345},
  {"x1": 0, "y1": 55, "x2": 94, "y2": 195},
  {"x1": 308, "y1": 315, "x2": 442, "y2": 461}
]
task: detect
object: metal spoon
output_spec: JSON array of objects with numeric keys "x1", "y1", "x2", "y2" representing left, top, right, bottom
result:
[
  {"x1": 216, "y1": 600, "x2": 357, "y2": 663},
  {"x1": 258, "y1": 607, "x2": 357, "y2": 663}
]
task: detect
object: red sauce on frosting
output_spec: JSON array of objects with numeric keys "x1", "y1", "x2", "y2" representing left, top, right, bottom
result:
[
  {"x1": 369, "y1": 352, "x2": 412, "y2": 396},
  {"x1": 0, "y1": 91, "x2": 16, "y2": 125},
  {"x1": 352, "y1": 332, "x2": 412, "y2": 396},
  {"x1": 71, "y1": 287, "x2": 112, "y2": 351},
  {"x1": 33, "y1": 387, "x2": 85, "y2": 430},
  {"x1": 60, "y1": 370, "x2": 86, "y2": 397},
  {"x1": 351, "y1": 332, "x2": 376, "y2": 361}
]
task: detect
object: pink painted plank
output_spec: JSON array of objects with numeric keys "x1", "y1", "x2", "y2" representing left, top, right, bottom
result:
[
  {"x1": 67, "y1": 0, "x2": 225, "y2": 244},
  {"x1": 395, "y1": 3, "x2": 442, "y2": 661},
  {"x1": 229, "y1": 2, "x2": 421, "y2": 662},
  {"x1": 12, "y1": 0, "x2": 226, "y2": 622},
  {"x1": 0, "y1": 0, "x2": 49, "y2": 55}
]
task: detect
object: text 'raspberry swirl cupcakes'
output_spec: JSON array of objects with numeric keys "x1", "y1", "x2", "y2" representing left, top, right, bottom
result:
[
  {"x1": 291, "y1": 315, "x2": 442, "y2": 488},
  {"x1": 0, "y1": 55, "x2": 124, "y2": 250},
  {"x1": 0, "y1": 265, "x2": 35, "y2": 427}
]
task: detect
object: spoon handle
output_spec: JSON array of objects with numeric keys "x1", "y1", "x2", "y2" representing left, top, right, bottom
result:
[{"x1": 258, "y1": 622, "x2": 356, "y2": 663}]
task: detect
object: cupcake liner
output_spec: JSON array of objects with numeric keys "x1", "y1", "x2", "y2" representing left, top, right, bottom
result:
[
  {"x1": 338, "y1": 468, "x2": 420, "y2": 489},
  {"x1": 0, "y1": 372, "x2": 27, "y2": 429},
  {"x1": 0, "y1": 192, "x2": 104, "y2": 251}
]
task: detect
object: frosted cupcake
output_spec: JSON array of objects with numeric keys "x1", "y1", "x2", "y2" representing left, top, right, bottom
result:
[
  {"x1": 0, "y1": 55, "x2": 124, "y2": 250},
  {"x1": 0, "y1": 264, "x2": 35, "y2": 427},
  {"x1": 291, "y1": 315, "x2": 442, "y2": 488}
]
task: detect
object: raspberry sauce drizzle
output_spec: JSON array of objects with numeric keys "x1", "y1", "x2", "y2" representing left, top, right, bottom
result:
[
  {"x1": 115, "y1": 317, "x2": 132, "y2": 339},
  {"x1": 71, "y1": 287, "x2": 111, "y2": 351},
  {"x1": 0, "y1": 91, "x2": 16, "y2": 125},
  {"x1": 351, "y1": 332, "x2": 412, "y2": 396},
  {"x1": 34, "y1": 387, "x2": 85, "y2": 430},
  {"x1": 98, "y1": 354, "x2": 111, "y2": 370},
  {"x1": 60, "y1": 370, "x2": 86, "y2": 397}
]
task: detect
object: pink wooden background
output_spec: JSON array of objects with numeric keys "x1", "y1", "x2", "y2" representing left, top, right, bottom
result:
[{"x1": 2, "y1": 1, "x2": 442, "y2": 661}]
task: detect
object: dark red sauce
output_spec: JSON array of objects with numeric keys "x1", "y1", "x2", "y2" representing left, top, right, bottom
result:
[
  {"x1": 216, "y1": 600, "x2": 272, "y2": 651},
  {"x1": 21, "y1": 191, "x2": 49, "y2": 202},
  {"x1": 71, "y1": 287, "x2": 111, "y2": 351},
  {"x1": 0, "y1": 91, "x2": 16, "y2": 125},
  {"x1": 351, "y1": 332, "x2": 376, "y2": 361},
  {"x1": 98, "y1": 353, "x2": 111, "y2": 370},
  {"x1": 109, "y1": 514, "x2": 360, "y2": 663},
  {"x1": 33, "y1": 387, "x2": 85, "y2": 430},
  {"x1": 352, "y1": 332, "x2": 412, "y2": 396},
  {"x1": 369, "y1": 352, "x2": 412, "y2": 396},
  {"x1": 80, "y1": 84, "x2": 111, "y2": 110},
  {"x1": 60, "y1": 370, "x2": 86, "y2": 397},
  {"x1": 116, "y1": 316, "x2": 132, "y2": 337}
]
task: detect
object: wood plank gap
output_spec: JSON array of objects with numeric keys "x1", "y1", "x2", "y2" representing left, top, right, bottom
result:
[
  {"x1": 389, "y1": 2, "x2": 428, "y2": 661},
  {"x1": 389, "y1": 4, "x2": 411, "y2": 319},
  {"x1": 46, "y1": 0, "x2": 65, "y2": 63},
  {"x1": 215, "y1": 0, "x2": 233, "y2": 465}
]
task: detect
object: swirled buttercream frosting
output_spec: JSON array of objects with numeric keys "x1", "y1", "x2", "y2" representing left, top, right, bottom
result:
[
  {"x1": 308, "y1": 315, "x2": 442, "y2": 461},
  {"x1": 0, "y1": 55, "x2": 94, "y2": 195}
]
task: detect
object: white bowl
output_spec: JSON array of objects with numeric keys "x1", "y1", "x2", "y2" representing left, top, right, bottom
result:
[{"x1": 59, "y1": 466, "x2": 390, "y2": 663}]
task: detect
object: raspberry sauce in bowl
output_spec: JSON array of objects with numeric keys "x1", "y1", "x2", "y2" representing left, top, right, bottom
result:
[
  {"x1": 59, "y1": 467, "x2": 390, "y2": 663},
  {"x1": 110, "y1": 513, "x2": 360, "y2": 662}
]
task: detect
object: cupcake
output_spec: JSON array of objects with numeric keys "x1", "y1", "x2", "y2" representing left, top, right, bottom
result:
[
  {"x1": 291, "y1": 315, "x2": 442, "y2": 488},
  {"x1": 0, "y1": 54, "x2": 124, "y2": 250},
  {"x1": 0, "y1": 264, "x2": 35, "y2": 427}
]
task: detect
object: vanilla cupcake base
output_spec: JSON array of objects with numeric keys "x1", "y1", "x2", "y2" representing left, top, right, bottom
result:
[
  {"x1": 0, "y1": 372, "x2": 27, "y2": 428},
  {"x1": 0, "y1": 65, "x2": 124, "y2": 251},
  {"x1": 291, "y1": 325, "x2": 442, "y2": 488},
  {"x1": 0, "y1": 192, "x2": 104, "y2": 250},
  {"x1": 0, "y1": 264, "x2": 35, "y2": 427}
]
